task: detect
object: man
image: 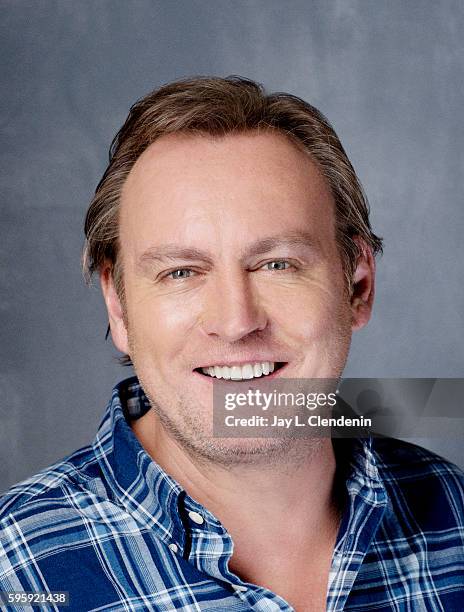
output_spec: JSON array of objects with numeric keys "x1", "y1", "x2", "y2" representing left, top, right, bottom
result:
[{"x1": 0, "y1": 76, "x2": 463, "y2": 611}]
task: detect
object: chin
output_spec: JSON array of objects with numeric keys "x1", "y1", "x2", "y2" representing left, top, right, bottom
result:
[{"x1": 179, "y1": 434, "x2": 321, "y2": 468}]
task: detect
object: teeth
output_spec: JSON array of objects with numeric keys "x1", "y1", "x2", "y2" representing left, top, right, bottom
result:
[
  {"x1": 230, "y1": 366, "x2": 242, "y2": 380},
  {"x1": 241, "y1": 365, "x2": 254, "y2": 379},
  {"x1": 201, "y1": 362, "x2": 278, "y2": 380}
]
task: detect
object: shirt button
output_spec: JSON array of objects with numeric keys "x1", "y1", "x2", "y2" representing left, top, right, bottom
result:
[
  {"x1": 188, "y1": 511, "x2": 204, "y2": 525},
  {"x1": 168, "y1": 543, "x2": 179, "y2": 553},
  {"x1": 232, "y1": 584, "x2": 248, "y2": 593}
]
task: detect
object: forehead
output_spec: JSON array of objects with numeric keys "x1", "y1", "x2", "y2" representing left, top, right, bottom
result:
[{"x1": 119, "y1": 130, "x2": 336, "y2": 256}]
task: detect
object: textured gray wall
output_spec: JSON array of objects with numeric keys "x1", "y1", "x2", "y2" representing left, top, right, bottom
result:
[{"x1": 1, "y1": 0, "x2": 463, "y2": 493}]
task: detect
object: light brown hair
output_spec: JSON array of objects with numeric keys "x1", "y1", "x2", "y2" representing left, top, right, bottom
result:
[{"x1": 83, "y1": 75, "x2": 382, "y2": 309}]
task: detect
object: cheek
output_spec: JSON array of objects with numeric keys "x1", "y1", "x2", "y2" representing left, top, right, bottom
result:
[
  {"x1": 125, "y1": 287, "x2": 200, "y2": 354},
  {"x1": 264, "y1": 281, "x2": 350, "y2": 342}
]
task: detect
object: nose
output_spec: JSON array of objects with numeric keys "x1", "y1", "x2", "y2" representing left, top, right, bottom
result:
[{"x1": 201, "y1": 272, "x2": 268, "y2": 343}]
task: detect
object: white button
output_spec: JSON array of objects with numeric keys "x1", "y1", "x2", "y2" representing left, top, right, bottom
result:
[
  {"x1": 232, "y1": 584, "x2": 248, "y2": 592},
  {"x1": 168, "y1": 543, "x2": 178, "y2": 553},
  {"x1": 188, "y1": 511, "x2": 204, "y2": 525}
]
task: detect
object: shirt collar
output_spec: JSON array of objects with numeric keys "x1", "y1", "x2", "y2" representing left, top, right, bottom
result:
[
  {"x1": 92, "y1": 376, "x2": 228, "y2": 558},
  {"x1": 329, "y1": 436, "x2": 389, "y2": 609}
]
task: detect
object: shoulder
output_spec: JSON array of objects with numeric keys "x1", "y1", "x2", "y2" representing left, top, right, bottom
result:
[
  {"x1": 373, "y1": 436, "x2": 464, "y2": 481},
  {"x1": 0, "y1": 444, "x2": 99, "y2": 520},
  {"x1": 0, "y1": 444, "x2": 131, "y2": 587},
  {"x1": 373, "y1": 437, "x2": 464, "y2": 527},
  {"x1": 0, "y1": 443, "x2": 113, "y2": 570},
  {"x1": 0, "y1": 446, "x2": 169, "y2": 603}
]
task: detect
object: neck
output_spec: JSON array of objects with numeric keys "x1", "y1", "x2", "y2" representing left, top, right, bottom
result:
[{"x1": 131, "y1": 412, "x2": 342, "y2": 572}]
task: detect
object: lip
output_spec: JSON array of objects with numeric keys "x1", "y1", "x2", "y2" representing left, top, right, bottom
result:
[{"x1": 193, "y1": 362, "x2": 289, "y2": 381}]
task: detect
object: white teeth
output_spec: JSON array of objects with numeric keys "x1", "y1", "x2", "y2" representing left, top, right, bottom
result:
[
  {"x1": 242, "y1": 364, "x2": 254, "y2": 379},
  {"x1": 201, "y1": 361, "x2": 278, "y2": 380},
  {"x1": 230, "y1": 366, "x2": 242, "y2": 380}
]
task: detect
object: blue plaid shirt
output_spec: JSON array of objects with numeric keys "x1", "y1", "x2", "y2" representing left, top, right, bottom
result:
[{"x1": 1, "y1": 376, "x2": 464, "y2": 611}]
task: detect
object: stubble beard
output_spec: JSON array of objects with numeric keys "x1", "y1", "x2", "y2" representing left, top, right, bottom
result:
[
  {"x1": 126, "y1": 315, "x2": 352, "y2": 471},
  {"x1": 129, "y1": 347, "x2": 320, "y2": 469}
]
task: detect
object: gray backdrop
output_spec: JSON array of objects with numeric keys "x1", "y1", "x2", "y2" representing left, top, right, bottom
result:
[{"x1": 1, "y1": 0, "x2": 463, "y2": 493}]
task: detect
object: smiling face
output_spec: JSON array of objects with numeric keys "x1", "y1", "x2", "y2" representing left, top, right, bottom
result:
[{"x1": 101, "y1": 130, "x2": 374, "y2": 462}]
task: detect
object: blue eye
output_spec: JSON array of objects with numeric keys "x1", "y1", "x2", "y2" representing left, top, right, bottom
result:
[
  {"x1": 168, "y1": 269, "x2": 194, "y2": 280},
  {"x1": 265, "y1": 261, "x2": 291, "y2": 271}
]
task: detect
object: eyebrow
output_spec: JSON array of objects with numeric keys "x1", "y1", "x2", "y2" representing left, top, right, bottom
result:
[
  {"x1": 243, "y1": 232, "x2": 317, "y2": 258},
  {"x1": 137, "y1": 231, "x2": 318, "y2": 269}
]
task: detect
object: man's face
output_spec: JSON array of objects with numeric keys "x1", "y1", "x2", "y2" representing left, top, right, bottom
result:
[{"x1": 103, "y1": 131, "x2": 372, "y2": 461}]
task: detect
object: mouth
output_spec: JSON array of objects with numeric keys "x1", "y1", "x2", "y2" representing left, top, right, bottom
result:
[{"x1": 194, "y1": 361, "x2": 287, "y2": 381}]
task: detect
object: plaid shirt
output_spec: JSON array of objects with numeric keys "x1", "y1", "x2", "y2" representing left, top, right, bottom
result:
[{"x1": 1, "y1": 377, "x2": 464, "y2": 611}]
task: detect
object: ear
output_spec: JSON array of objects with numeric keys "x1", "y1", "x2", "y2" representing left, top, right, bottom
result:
[
  {"x1": 350, "y1": 237, "x2": 376, "y2": 331},
  {"x1": 99, "y1": 262, "x2": 130, "y2": 354}
]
